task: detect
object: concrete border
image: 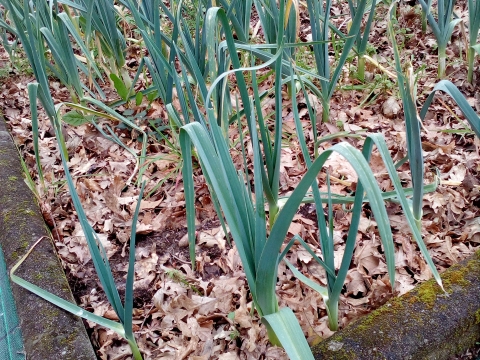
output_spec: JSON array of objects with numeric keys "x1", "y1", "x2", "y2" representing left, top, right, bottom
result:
[
  {"x1": 0, "y1": 116, "x2": 96, "y2": 360},
  {"x1": 312, "y1": 252, "x2": 480, "y2": 359}
]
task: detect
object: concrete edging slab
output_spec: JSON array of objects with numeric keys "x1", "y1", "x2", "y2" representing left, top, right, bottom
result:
[
  {"x1": 312, "y1": 252, "x2": 480, "y2": 359},
  {"x1": 0, "y1": 116, "x2": 96, "y2": 360}
]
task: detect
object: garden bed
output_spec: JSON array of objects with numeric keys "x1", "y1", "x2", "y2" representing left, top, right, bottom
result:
[{"x1": 0, "y1": 0, "x2": 480, "y2": 359}]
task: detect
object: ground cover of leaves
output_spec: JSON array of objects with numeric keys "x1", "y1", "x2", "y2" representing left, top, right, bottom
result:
[{"x1": 1, "y1": 1, "x2": 480, "y2": 359}]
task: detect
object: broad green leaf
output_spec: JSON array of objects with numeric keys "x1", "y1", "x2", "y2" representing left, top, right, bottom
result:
[
  {"x1": 62, "y1": 111, "x2": 90, "y2": 126},
  {"x1": 110, "y1": 73, "x2": 129, "y2": 101},
  {"x1": 135, "y1": 92, "x2": 143, "y2": 106}
]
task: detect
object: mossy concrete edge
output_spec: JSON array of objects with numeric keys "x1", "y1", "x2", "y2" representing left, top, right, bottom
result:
[
  {"x1": 0, "y1": 117, "x2": 96, "y2": 360},
  {"x1": 311, "y1": 252, "x2": 480, "y2": 359}
]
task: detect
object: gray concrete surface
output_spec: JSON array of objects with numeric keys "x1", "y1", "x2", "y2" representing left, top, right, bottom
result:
[
  {"x1": 312, "y1": 251, "x2": 480, "y2": 359},
  {"x1": 0, "y1": 116, "x2": 96, "y2": 360}
]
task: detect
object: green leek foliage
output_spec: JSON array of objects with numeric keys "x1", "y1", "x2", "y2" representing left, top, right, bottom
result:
[
  {"x1": 305, "y1": 0, "x2": 368, "y2": 122},
  {"x1": 388, "y1": 2, "x2": 425, "y2": 231},
  {"x1": 174, "y1": 3, "x2": 444, "y2": 358},
  {"x1": 467, "y1": 0, "x2": 480, "y2": 83},
  {"x1": 417, "y1": 0, "x2": 461, "y2": 77},
  {"x1": 5, "y1": 1, "x2": 147, "y2": 357},
  {"x1": 347, "y1": 0, "x2": 378, "y2": 81}
]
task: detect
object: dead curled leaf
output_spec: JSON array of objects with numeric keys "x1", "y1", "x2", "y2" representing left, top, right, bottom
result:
[{"x1": 382, "y1": 96, "x2": 401, "y2": 119}]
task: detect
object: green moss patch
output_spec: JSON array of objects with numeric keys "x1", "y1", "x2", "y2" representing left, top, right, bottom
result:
[{"x1": 475, "y1": 309, "x2": 480, "y2": 325}]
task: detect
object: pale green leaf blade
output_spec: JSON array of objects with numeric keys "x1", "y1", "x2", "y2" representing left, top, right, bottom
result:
[{"x1": 262, "y1": 308, "x2": 315, "y2": 360}]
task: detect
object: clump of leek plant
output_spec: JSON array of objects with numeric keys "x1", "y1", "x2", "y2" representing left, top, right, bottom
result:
[
  {"x1": 5, "y1": 1, "x2": 147, "y2": 358},
  {"x1": 175, "y1": 4, "x2": 444, "y2": 358},
  {"x1": 388, "y1": 2, "x2": 425, "y2": 232},
  {"x1": 70, "y1": 0, "x2": 130, "y2": 88},
  {"x1": 120, "y1": 0, "x2": 213, "y2": 107},
  {"x1": 305, "y1": 0, "x2": 369, "y2": 122},
  {"x1": 0, "y1": 0, "x2": 105, "y2": 102},
  {"x1": 417, "y1": 0, "x2": 461, "y2": 78},
  {"x1": 347, "y1": 0, "x2": 378, "y2": 81}
]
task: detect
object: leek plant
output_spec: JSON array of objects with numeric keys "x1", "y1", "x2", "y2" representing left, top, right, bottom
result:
[
  {"x1": 253, "y1": 0, "x2": 285, "y2": 46},
  {"x1": 173, "y1": 5, "x2": 444, "y2": 358},
  {"x1": 417, "y1": 0, "x2": 461, "y2": 77},
  {"x1": 120, "y1": 0, "x2": 213, "y2": 106},
  {"x1": 388, "y1": 2, "x2": 425, "y2": 231},
  {"x1": 177, "y1": 93, "x2": 399, "y2": 359},
  {"x1": 201, "y1": 1, "x2": 308, "y2": 226},
  {"x1": 305, "y1": 0, "x2": 368, "y2": 122},
  {"x1": 39, "y1": 5, "x2": 105, "y2": 101},
  {"x1": 248, "y1": 0, "x2": 300, "y2": 105},
  {"x1": 347, "y1": 0, "x2": 378, "y2": 81},
  {"x1": 2, "y1": 0, "x2": 146, "y2": 181},
  {"x1": 177, "y1": 49, "x2": 444, "y2": 360},
  {"x1": 253, "y1": 0, "x2": 299, "y2": 59},
  {"x1": 125, "y1": 0, "x2": 314, "y2": 133},
  {"x1": 119, "y1": 0, "x2": 176, "y2": 104},
  {"x1": 0, "y1": 0, "x2": 106, "y2": 100},
  {"x1": 217, "y1": 0, "x2": 253, "y2": 42},
  {"x1": 5, "y1": 1, "x2": 146, "y2": 358},
  {"x1": 71, "y1": 0, "x2": 130, "y2": 86},
  {"x1": 467, "y1": 0, "x2": 480, "y2": 83},
  {"x1": 0, "y1": 8, "x2": 19, "y2": 66},
  {"x1": 421, "y1": 0, "x2": 433, "y2": 33},
  {"x1": 206, "y1": 0, "x2": 298, "y2": 127}
]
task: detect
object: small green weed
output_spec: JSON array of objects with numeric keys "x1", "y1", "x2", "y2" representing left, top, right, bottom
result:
[
  {"x1": 165, "y1": 268, "x2": 202, "y2": 295},
  {"x1": 229, "y1": 328, "x2": 240, "y2": 340}
]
